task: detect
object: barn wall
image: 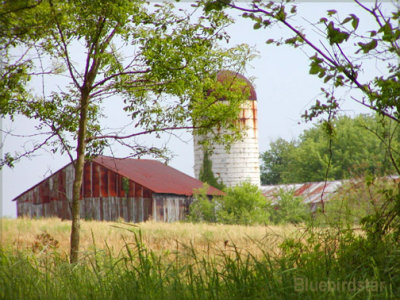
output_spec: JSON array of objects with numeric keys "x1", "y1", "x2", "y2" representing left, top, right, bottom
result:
[
  {"x1": 79, "y1": 196, "x2": 153, "y2": 222},
  {"x1": 152, "y1": 194, "x2": 192, "y2": 222},
  {"x1": 17, "y1": 164, "x2": 74, "y2": 219},
  {"x1": 15, "y1": 161, "x2": 192, "y2": 222}
]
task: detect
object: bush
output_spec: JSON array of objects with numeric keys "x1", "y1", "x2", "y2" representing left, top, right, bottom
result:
[
  {"x1": 188, "y1": 182, "x2": 270, "y2": 225},
  {"x1": 187, "y1": 184, "x2": 218, "y2": 223},
  {"x1": 314, "y1": 176, "x2": 399, "y2": 227},
  {"x1": 268, "y1": 189, "x2": 309, "y2": 224},
  {"x1": 217, "y1": 182, "x2": 271, "y2": 225}
]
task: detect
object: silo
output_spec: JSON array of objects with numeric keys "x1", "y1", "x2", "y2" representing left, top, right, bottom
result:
[{"x1": 193, "y1": 70, "x2": 260, "y2": 187}]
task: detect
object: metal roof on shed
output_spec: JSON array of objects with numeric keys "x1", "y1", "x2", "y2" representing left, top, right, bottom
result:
[
  {"x1": 261, "y1": 180, "x2": 343, "y2": 205},
  {"x1": 93, "y1": 156, "x2": 223, "y2": 196}
]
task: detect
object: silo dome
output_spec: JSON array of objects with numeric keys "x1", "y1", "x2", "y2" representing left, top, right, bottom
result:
[
  {"x1": 193, "y1": 70, "x2": 261, "y2": 188},
  {"x1": 215, "y1": 70, "x2": 257, "y2": 101}
]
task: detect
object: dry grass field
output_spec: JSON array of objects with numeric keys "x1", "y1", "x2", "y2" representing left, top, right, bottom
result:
[
  {"x1": 1, "y1": 217, "x2": 302, "y2": 258},
  {"x1": 1, "y1": 217, "x2": 398, "y2": 299}
]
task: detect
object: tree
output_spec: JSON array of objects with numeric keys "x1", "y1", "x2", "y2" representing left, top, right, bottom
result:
[
  {"x1": 202, "y1": 0, "x2": 400, "y2": 237},
  {"x1": 260, "y1": 138, "x2": 295, "y2": 185},
  {"x1": 261, "y1": 114, "x2": 400, "y2": 184},
  {"x1": 0, "y1": 0, "x2": 253, "y2": 263}
]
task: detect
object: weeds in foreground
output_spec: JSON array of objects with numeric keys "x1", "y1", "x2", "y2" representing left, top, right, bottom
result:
[{"x1": 1, "y1": 224, "x2": 399, "y2": 299}]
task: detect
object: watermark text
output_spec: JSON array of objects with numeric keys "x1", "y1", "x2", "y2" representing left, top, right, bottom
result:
[{"x1": 294, "y1": 277, "x2": 385, "y2": 293}]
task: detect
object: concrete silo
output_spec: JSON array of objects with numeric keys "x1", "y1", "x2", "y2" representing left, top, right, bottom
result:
[{"x1": 193, "y1": 70, "x2": 260, "y2": 187}]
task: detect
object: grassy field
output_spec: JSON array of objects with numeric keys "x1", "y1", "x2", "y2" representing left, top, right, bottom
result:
[
  {"x1": 2, "y1": 217, "x2": 300, "y2": 258},
  {"x1": 1, "y1": 218, "x2": 399, "y2": 299}
]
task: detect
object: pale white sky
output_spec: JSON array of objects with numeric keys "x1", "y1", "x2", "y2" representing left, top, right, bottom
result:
[{"x1": 2, "y1": 1, "x2": 390, "y2": 217}]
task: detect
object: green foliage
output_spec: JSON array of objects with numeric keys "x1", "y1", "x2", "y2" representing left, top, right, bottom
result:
[
  {"x1": 188, "y1": 182, "x2": 270, "y2": 225},
  {"x1": 217, "y1": 182, "x2": 270, "y2": 225},
  {"x1": 314, "y1": 178, "x2": 387, "y2": 227},
  {"x1": 260, "y1": 138, "x2": 295, "y2": 185},
  {"x1": 268, "y1": 189, "x2": 309, "y2": 225},
  {"x1": 210, "y1": 0, "x2": 400, "y2": 124},
  {"x1": 310, "y1": 176, "x2": 400, "y2": 244},
  {"x1": 1, "y1": 225, "x2": 400, "y2": 299},
  {"x1": 261, "y1": 114, "x2": 399, "y2": 184},
  {"x1": 0, "y1": 0, "x2": 254, "y2": 167},
  {"x1": 199, "y1": 150, "x2": 225, "y2": 190},
  {"x1": 122, "y1": 177, "x2": 130, "y2": 196},
  {"x1": 187, "y1": 184, "x2": 218, "y2": 223},
  {"x1": 1, "y1": 0, "x2": 255, "y2": 262}
]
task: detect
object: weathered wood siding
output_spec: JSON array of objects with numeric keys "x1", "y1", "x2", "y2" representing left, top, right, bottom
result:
[
  {"x1": 152, "y1": 194, "x2": 192, "y2": 222},
  {"x1": 15, "y1": 161, "x2": 191, "y2": 222}
]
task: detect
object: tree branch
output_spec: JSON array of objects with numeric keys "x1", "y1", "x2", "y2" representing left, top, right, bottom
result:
[
  {"x1": 48, "y1": 0, "x2": 80, "y2": 89},
  {"x1": 91, "y1": 68, "x2": 151, "y2": 91},
  {"x1": 0, "y1": 132, "x2": 57, "y2": 168},
  {"x1": 351, "y1": 96, "x2": 399, "y2": 123},
  {"x1": 86, "y1": 125, "x2": 199, "y2": 142}
]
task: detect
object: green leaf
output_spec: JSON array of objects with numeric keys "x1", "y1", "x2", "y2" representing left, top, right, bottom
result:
[
  {"x1": 309, "y1": 55, "x2": 325, "y2": 77},
  {"x1": 323, "y1": 75, "x2": 333, "y2": 83},
  {"x1": 253, "y1": 22, "x2": 262, "y2": 30},
  {"x1": 327, "y1": 22, "x2": 350, "y2": 44},
  {"x1": 341, "y1": 16, "x2": 352, "y2": 25},
  {"x1": 327, "y1": 10, "x2": 337, "y2": 16},
  {"x1": 379, "y1": 22, "x2": 394, "y2": 42},
  {"x1": 357, "y1": 39, "x2": 378, "y2": 53},
  {"x1": 350, "y1": 14, "x2": 359, "y2": 30}
]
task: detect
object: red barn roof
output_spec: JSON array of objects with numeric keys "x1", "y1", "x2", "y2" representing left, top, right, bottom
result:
[
  {"x1": 93, "y1": 156, "x2": 222, "y2": 196},
  {"x1": 12, "y1": 156, "x2": 223, "y2": 202}
]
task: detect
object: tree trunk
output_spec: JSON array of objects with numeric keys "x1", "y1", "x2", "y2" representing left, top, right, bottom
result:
[{"x1": 70, "y1": 91, "x2": 90, "y2": 264}]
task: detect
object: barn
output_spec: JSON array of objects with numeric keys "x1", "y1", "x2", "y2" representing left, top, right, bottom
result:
[{"x1": 13, "y1": 156, "x2": 223, "y2": 222}]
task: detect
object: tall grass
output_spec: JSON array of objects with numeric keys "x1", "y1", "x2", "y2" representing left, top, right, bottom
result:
[
  {"x1": 2, "y1": 217, "x2": 297, "y2": 257},
  {"x1": 1, "y1": 218, "x2": 399, "y2": 299}
]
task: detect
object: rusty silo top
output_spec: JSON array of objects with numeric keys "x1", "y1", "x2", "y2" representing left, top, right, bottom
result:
[
  {"x1": 216, "y1": 70, "x2": 257, "y2": 101},
  {"x1": 194, "y1": 70, "x2": 260, "y2": 187}
]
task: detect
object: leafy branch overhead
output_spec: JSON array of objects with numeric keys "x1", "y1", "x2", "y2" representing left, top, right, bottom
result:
[
  {"x1": 0, "y1": 0, "x2": 254, "y2": 167},
  {"x1": 202, "y1": 0, "x2": 399, "y2": 122}
]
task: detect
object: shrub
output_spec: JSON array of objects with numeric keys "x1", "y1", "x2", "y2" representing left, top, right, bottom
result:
[
  {"x1": 187, "y1": 184, "x2": 218, "y2": 223},
  {"x1": 217, "y1": 182, "x2": 271, "y2": 225},
  {"x1": 188, "y1": 182, "x2": 270, "y2": 225},
  {"x1": 314, "y1": 176, "x2": 399, "y2": 228},
  {"x1": 268, "y1": 189, "x2": 309, "y2": 224}
]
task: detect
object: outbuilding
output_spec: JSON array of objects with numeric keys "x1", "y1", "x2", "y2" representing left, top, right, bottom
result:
[{"x1": 13, "y1": 156, "x2": 222, "y2": 222}]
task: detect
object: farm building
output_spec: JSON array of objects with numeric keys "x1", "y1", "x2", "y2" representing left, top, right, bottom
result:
[
  {"x1": 194, "y1": 70, "x2": 261, "y2": 187},
  {"x1": 261, "y1": 181, "x2": 343, "y2": 212},
  {"x1": 13, "y1": 156, "x2": 223, "y2": 222},
  {"x1": 262, "y1": 176, "x2": 400, "y2": 212}
]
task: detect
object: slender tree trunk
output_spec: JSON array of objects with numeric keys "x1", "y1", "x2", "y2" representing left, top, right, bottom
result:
[{"x1": 70, "y1": 91, "x2": 90, "y2": 264}]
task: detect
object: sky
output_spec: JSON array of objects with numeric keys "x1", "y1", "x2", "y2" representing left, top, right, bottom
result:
[{"x1": 1, "y1": 1, "x2": 393, "y2": 218}]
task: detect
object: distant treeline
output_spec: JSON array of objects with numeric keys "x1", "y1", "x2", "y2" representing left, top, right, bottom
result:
[{"x1": 260, "y1": 114, "x2": 400, "y2": 185}]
